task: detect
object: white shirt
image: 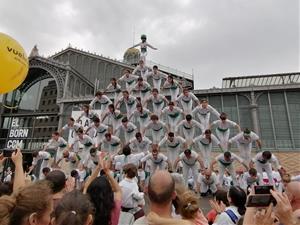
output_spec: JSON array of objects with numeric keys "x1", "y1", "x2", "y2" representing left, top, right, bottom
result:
[
  {"x1": 132, "y1": 108, "x2": 151, "y2": 120},
  {"x1": 229, "y1": 131, "x2": 259, "y2": 145},
  {"x1": 162, "y1": 106, "x2": 183, "y2": 119},
  {"x1": 179, "y1": 150, "x2": 198, "y2": 166},
  {"x1": 192, "y1": 104, "x2": 220, "y2": 117},
  {"x1": 62, "y1": 123, "x2": 82, "y2": 133},
  {"x1": 119, "y1": 178, "x2": 144, "y2": 208},
  {"x1": 73, "y1": 135, "x2": 94, "y2": 147},
  {"x1": 176, "y1": 119, "x2": 204, "y2": 133},
  {"x1": 213, "y1": 206, "x2": 241, "y2": 225},
  {"x1": 215, "y1": 153, "x2": 243, "y2": 166},
  {"x1": 193, "y1": 134, "x2": 220, "y2": 147},
  {"x1": 252, "y1": 152, "x2": 280, "y2": 169},
  {"x1": 119, "y1": 74, "x2": 139, "y2": 86},
  {"x1": 102, "y1": 136, "x2": 121, "y2": 150},
  {"x1": 176, "y1": 93, "x2": 199, "y2": 104},
  {"x1": 115, "y1": 122, "x2": 137, "y2": 135},
  {"x1": 129, "y1": 137, "x2": 152, "y2": 153},
  {"x1": 158, "y1": 136, "x2": 185, "y2": 149},
  {"x1": 45, "y1": 137, "x2": 67, "y2": 149},
  {"x1": 147, "y1": 94, "x2": 168, "y2": 105},
  {"x1": 32, "y1": 151, "x2": 51, "y2": 166},
  {"x1": 141, "y1": 153, "x2": 168, "y2": 164},
  {"x1": 118, "y1": 95, "x2": 137, "y2": 107},
  {"x1": 212, "y1": 119, "x2": 237, "y2": 131},
  {"x1": 89, "y1": 95, "x2": 112, "y2": 107},
  {"x1": 144, "y1": 121, "x2": 166, "y2": 132},
  {"x1": 114, "y1": 152, "x2": 145, "y2": 168},
  {"x1": 198, "y1": 172, "x2": 218, "y2": 185}
]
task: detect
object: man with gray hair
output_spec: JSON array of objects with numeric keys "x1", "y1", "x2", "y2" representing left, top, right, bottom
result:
[{"x1": 133, "y1": 170, "x2": 176, "y2": 225}]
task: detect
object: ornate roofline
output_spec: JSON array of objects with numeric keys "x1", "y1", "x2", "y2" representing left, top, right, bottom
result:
[{"x1": 49, "y1": 47, "x2": 135, "y2": 69}]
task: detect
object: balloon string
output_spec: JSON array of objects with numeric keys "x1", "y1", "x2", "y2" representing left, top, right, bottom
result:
[{"x1": 2, "y1": 104, "x2": 19, "y2": 109}]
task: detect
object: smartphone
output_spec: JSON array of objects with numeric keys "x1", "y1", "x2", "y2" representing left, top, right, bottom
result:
[
  {"x1": 246, "y1": 194, "x2": 277, "y2": 207},
  {"x1": 3, "y1": 149, "x2": 18, "y2": 157},
  {"x1": 254, "y1": 185, "x2": 274, "y2": 194}
]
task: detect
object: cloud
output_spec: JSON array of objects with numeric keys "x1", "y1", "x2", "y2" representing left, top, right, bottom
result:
[{"x1": 0, "y1": 0, "x2": 298, "y2": 89}]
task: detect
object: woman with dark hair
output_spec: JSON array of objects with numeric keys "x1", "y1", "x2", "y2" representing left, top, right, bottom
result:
[
  {"x1": 0, "y1": 181, "x2": 53, "y2": 225},
  {"x1": 210, "y1": 186, "x2": 246, "y2": 225},
  {"x1": 52, "y1": 190, "x2": 94, "y2": 225},
  {"x1": 84, "y1": 153, "x2": 122, "y2": 225}
]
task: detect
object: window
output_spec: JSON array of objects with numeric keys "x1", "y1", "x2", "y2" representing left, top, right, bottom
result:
[
  {"x1": 50, "y1": 117, "x2": 54, "y2": 122},
  {"x1": 48, "y1": 100, "x2": 51, "y2": 104},
  {"x1": 45, "y1": 118, "x2": 48, "y2": 122},
  {"x1": 56, "y1": 117, "x2": 59, "y2": 121},
  {"x1": 51, "y1": 108, "x2": 55, "y2": 112},
  {"x1": 44, "y1": 91, "x2": 48, "y2": 96},
  {"x1": 42, "y1": 101, "x2": 45, "y2": 105},
  {"x1": 52, "y1": 99, "x2": 56, "y2": 103},
  {"x1": 50, "y1": 90, "x2": 53, "y2": 95},
  {"x1": 49, "y1": 127, "x2": 53, "y2": 132},
  {"x1": 43, "y1": 128, "x2": 47, "y2": 132}
]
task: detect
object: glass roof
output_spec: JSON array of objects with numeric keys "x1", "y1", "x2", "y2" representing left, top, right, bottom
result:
[{"x1": 222, "y1": 73, "x2": 300, "y2": 88}]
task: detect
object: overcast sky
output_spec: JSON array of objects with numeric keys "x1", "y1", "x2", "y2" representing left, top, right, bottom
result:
[{"x1": 0, "y1": 0, "x2": 299, "y2": 89}]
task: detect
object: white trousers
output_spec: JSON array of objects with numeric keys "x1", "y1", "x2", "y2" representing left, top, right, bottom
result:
[
  {"x1": 255, "y1": 161, "x2": 274, "y2": 185},
  {"x1": 200, "y1": 179, "x2": 217, "y2": 193},
  {"x1": 198, "y1": 143, "x2": 212, "y2": 168},
  {"x1": 152, "y1": 103, "x2": 164, "y2": 117},
  {"x1": 181, "y1": 100, "x2": 193, "y2": 115},
  {"x1": 182, "y1": 128, "x2": 195, "y2": 144},
  {"x1": 218, "y1": 162, "x2": 237, "y2": 186},
  {"x1": 182, "y1": 162, "x2": 198, "y2": 189},
  {"x1": 196, "y1": 113, "x2": 210, "y2": 130},
  {"x1": 216, "y1": 129, "x2": 230, "y2": 151},
  {"x1": 151, "y1": 129, "x2": 164, "y2": 144},
  {"x1": 167, "y1": 147, "x2": 180, "y2": 170},
  {"x1": 170, "y1": 88, "x2": 179, "y2": 102},
  {"x1": 153, "y1": 79, "x2": 162, "y2": 90},
  {"x1": 237, "y1": 143, "x2": 252, "y2": 165}
]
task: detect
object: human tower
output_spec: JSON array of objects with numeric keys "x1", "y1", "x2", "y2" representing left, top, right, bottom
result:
[{"x1": 32, "y1": 34, "x2": 282, "y2": 193}]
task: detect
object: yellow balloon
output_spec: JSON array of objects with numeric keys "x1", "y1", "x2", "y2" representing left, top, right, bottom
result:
[{"x1": 0, "y1": 33, "x2": 29, "y2": 94}]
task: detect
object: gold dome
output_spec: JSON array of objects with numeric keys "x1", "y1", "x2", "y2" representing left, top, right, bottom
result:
[{"x1": 123, "y1": 48, "x2": 140, "y2": 65}]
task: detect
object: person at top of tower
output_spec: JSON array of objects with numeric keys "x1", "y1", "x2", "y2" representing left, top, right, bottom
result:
[{"x1": 131, "y1": 34, "x2": 158, "y2": 62}]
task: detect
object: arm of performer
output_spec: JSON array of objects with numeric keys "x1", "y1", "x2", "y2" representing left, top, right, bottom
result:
[{"x1": 146, "y1": 43, "x2": 158, "y2": 50}]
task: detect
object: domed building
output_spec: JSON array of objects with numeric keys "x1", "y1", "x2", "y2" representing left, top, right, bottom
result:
[{"x1": 123, "y1": 48, "x2": 140, "y2": 65}]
